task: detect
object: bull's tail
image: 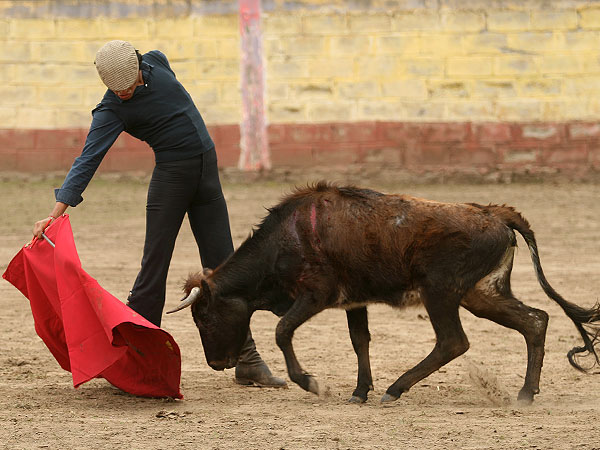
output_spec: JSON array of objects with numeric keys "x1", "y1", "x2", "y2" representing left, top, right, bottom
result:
[{"x1": 489, "y1": 204, "x2": 600, "y2": 372}]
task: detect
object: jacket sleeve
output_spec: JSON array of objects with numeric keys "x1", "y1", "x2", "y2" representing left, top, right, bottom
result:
[{"x1": 54, "y1": 107, "x2": 124, "y2": 206}]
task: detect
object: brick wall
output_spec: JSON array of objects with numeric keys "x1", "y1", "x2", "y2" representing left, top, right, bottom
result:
[{"x1": 1, "y1": 0, "x2": 600, "y2": 174}]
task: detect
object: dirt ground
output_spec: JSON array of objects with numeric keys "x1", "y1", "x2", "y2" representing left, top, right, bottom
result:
[{"x1": 1, "y1": 172, "x2": 600, "y2": 450}]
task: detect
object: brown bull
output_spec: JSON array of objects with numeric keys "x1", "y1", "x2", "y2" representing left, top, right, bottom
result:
[{"x1": 169, "y1": 182, "x2": 600, "y2": 404}]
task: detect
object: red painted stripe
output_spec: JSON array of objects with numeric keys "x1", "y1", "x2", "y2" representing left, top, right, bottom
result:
[{"x1": 1, "y1": 121, "x2": 599, "y2": 173}]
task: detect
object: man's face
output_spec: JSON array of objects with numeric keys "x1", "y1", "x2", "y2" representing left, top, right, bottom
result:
[{"x1": 112, "y1": 70, "x2": 142, "y2": 101}]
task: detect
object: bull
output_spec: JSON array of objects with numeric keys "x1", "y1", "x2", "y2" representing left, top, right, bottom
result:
[{"x1": 168, "y1": 182, "x2": 600, "y2": 404}]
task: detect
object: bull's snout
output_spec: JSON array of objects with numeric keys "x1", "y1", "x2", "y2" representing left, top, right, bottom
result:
[{"x1": 208, "y1": 356, "x2": 238, "y2": 371}]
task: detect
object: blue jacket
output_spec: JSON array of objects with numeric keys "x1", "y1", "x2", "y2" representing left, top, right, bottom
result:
[{"x1": 55, "y1": 50, "x2": 214, "y2": 206}]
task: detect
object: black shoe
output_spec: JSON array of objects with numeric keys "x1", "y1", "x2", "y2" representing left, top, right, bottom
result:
[{"x1": 235, "y1": 330, "x2": 287, "y2": 388}]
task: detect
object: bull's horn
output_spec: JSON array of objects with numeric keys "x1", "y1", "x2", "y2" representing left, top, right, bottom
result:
[{"x1": 166, "y1": 287, "x2": 201, "y2": 314}]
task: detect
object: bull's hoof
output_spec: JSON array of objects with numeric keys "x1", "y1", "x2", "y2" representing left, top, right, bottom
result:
[
  {"x1": 381, "y1": 393, "x2": 400, "y2": 403},
  {"x1": 517, "y1": 387, "x2": 537, "y2": 405},
  {"x1": 349, "y1": 395, "x2": 366, "y2": 404},
  {"x1": 307, "y1": 376, "x2": 320, "y2": 395}
]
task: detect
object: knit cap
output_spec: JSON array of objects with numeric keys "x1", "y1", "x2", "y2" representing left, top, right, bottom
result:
[{"x1": 95, "y1": 40, "x2": 139, "y2": 91}]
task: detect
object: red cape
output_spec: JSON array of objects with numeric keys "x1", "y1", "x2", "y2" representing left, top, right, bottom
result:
[{"x1": 3, "y1": 215, "x2": 182, "y2": 399}]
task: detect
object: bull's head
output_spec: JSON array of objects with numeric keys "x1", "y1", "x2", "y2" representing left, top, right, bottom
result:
[{"x1": 167, "y1": 269, "x2": 250, "y2": 371}]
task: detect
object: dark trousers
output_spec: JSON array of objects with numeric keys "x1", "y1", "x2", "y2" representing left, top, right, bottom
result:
[{"x1": 127, "y1": 147, "x2": 234, "y2": 327}]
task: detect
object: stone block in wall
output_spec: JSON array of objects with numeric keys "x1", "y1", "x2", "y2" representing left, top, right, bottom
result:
[
  {"x1": 348, "y1": 13, "x2": 391, "y2": 33},
  {"x1": 542, "y1": 100, "x2": 592, "y2": 122},
  {"x1": 375, "y1": 35, "x2": 420, "y2": 56},
  {"x1": 461, "y1": 32, "x2": 507, "y2": 54},
  {"x1": 496, "y1": 99, "x2": 543, "y2": 121},
  {"x1": 449, "y1": 146, "x2": 499, "y2": 167},
  {"x1": 381, "y1": 79, "x2": 427, "y2": 99},
  {"x1": 186, "y1": 82, "x2": 219, "y2": 104},
  {"x1": 314, "y1": 144, "x2": 362, "y2": 165},
  {"x1": 474, "y1": 123, "x2": 512, "y2": 144},
  {"x1": 362, "y1": 147, "x2": 403, "y2": 165},
  {"x1": 153, "y1": 17, "x2": 194, "y2": 39},
  {"x1": 494, "y1": 55, "x2": 538, "y2": 76},
  {"x1": 302, "y1": 13, "x2": 347, "y2": 34},
  {"x1": 499, "y1": 147, "x2": 540, "y2": 165},
  {"x1": 100, "y1": 19, "x2": 150, "y2": 40},
  {"x1": 419, "y1": 33, "x2": 462, "y2": 56},
  {"x1": 518, "y1": 123, "x2": 564, "y2": 145},
  {"x1": 445, "y1": 100, "x2": 494, "y2": 121},
  {"x1": 56, "y1": 19, "x2": 104, "y2": 40},
  {"x1": 542, "y1": 144, "x2": 589, "y2": 165},
  {"x1": 580, "y1": 8, "x2": 600, "y2": 30},
  {"x1": 398, "y1": 57, "x2": 445, "y2": 77},
  {"x1": 266, "y1": 56, "x2": 309, "y2": 78},
  {"x1": 402, "y1": 101, "x2": 444, "y2": 121},
  {"x1": 279, "y1": 36, "x2": 327, "y2": 56},
  {"x1": 201, "y1": 104, "x2": 241, "y2": 125},
  {"x1": 269, "y1": 143, "x2": 314, "y2": 166},
  {"x1": 568, "y1": 123, "x2": 600, "y2": 140},
  {"x1": 472, "y1": 80, "x2": 516, "y2": 98},
  {"x1": 338, "y1": 81, "x2": 379, "y2": 99},
  {"x1": 330, "y1": 36, "x2": 371, "y2": 56},
  {"x1": 38, "y1": 87, "x2": 84, "y2": 106},
  {"x1": 198, "y1": 59, "x2": 239, "y2": 80},
  {"x1": 0, "y1": 64, "x2": 14, "y2": 83},
  {"x1": 392, "y1": 12, "x2": 440, "y2": 31},
  {"x1": 195, "y1": 15, "x2": 240, "y2": 37},
  {"x1": 307, "y1": 101, "x2": 355, "y2": 122},
  {"x1": 531, "y1": 11, "x2": 578, "y2": 31},
  {"x1": 440, "y1": 11, "x2": 486, "y2": 32},
  {"x1": 16, "y1": 149, "x2": 69, "y2": 172},
  {"x1": 487, "y1": 11, "x2": 531, "y2": 32},
  {"x1": 308, "y1": 58, "x2": 354, "y2": 78},
  {"x1": 355, "y1": 100, "x2": 403, "y2": 121},
  {"x1": 0, "y1": 107, "x2": 16, "y2": 128},
  {"x1": 517, "y1": 79, "x2": 562, "y2": 97},
  {"x1": 268, "y1": 102, "x2": 307, "y2": 122},
  {"x1": 10, "y1": 19, "x2": 56, "y2": 39},
  {"x1": 1, "y1": 42, "x2": 32, "y2": 63},
  {"x1": 506, "y1": 32, "x2": 558, "y2": 54},
  {"x1": 427, "y1": 80, "x2": 470, "y2": 99},
  {"x1": 564, "y1": 30, "x2": 600, "y2": 51},
  {"x1": 539, "y1": 55, "x2": 584, "y2": 75},
  {"x1": 404, "y1": 144, "x2": 451, "y2": 166},
  {"x1": 288, "y1": 82, "x2": 334, "y2": 100},
  {"x1": 56, "y1": 109, "x2": 96, "y2": 129},
  {"x1": 0, "y1": 86, "x2": 35, "y2": 105},
  {"x1": 34, "y1": 129, "x2": 85, "y2": 151},
  {"x1": 358, "y1": 56, "x2": 403, "y2": 77},
  {"x1": 447, "y1": 57, "x2": 493, "y2": 77},
  {"x1": 263, "y1": 13, "x2": 303, "y2": 36}
]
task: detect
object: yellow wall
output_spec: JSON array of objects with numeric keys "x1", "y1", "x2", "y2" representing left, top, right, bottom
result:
[
  {"x1": 0, "y1": 13, "x2": 241, "y2": 129},
  {"x1": 2, "y1": 1, "x2": 600, "y2": 129},
  {"x1": 263, "y1": 7, "x2": 600, "y2": 123}
]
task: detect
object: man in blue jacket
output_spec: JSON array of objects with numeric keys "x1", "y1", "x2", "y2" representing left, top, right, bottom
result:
[{"x1": 32, "y1": 40, "x2": 285, "y2": 388}]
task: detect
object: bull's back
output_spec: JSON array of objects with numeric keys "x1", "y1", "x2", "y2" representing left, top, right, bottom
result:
[{"x1": 290, "y1": 188, "x2": 515, "y2": 302}]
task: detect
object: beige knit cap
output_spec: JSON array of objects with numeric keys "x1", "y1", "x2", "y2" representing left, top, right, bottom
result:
[{"x1": 95, "y1": 40, "x2": 139, "y2": 91}]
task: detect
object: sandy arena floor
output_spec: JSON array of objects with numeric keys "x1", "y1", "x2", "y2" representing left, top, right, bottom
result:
[{"x1": 1, "y1": 173, "x2": 600, "y2": 449}]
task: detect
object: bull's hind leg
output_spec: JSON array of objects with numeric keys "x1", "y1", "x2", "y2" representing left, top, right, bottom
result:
[
  {"x1": 382, "y1": 292, "x2": 470, "y2": 403},
  {"x1": 461, "y1": 288, "x2": 548, "y2": 404},
  {"x1": 346, "y1": 307, "x2": 373, "y2": 403}
]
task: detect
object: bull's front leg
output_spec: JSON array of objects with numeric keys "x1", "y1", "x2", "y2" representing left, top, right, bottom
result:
[
  {"x1": 346, "y1": 306, "x2": 373, "y2": 403},
  {"x1": 275, "y1": 298, "x2": 324, "y2": 395}
]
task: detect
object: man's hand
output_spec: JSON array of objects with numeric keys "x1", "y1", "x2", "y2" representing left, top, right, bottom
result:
[{"x1": 32, "y1": 217, "x2": 55, "y2": 239}]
